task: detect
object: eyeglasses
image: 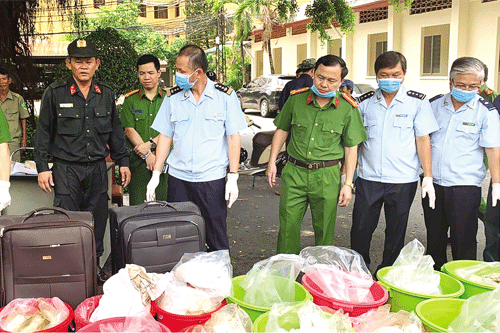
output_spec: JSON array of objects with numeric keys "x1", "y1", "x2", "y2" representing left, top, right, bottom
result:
[{"x1": 452, "y1": 80, "x2": 481, "y2": 91}]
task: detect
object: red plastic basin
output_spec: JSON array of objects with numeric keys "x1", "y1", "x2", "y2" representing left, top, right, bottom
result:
[{"x1": 78, "y1": 316, "x2": 170, "y2": 332}]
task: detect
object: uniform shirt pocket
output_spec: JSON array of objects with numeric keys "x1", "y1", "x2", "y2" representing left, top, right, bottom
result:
[
  {"x1": 393, "y1": 114, "x2": 413, "y2": 140},
  {"x1": 320, "y1": 122, "x2": 343, "y2": 147},
  {"x1": 170, "y1": 110, "x2": 190, "y2": 137},
  {"x1": 56, "y1": 108, "x2": 83, "y2": 136},
  {"x1": 94, "y1": 107, "x2": 112, "y2": 133},
  {"x1": 133, "y1": 112, "x2": 147, "y2": 133},
  {"x1": 456, "y1": 123, "x2": 480, "y2": 145},
  {"x1": 364, "y1": 117, "x2": 378, "y2": 139},
  {"x1": 291, "y1": 117, "x2": 308, "y2": 151}
]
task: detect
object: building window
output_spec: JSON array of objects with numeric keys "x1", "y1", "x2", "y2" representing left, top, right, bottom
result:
[
  {"x1": 327, "y1": 39, "x2": 342, "y2": 57},
  {"x1": 297, "y1": 44, "x2": 307, "y2": 66},
  {"x1": 175, "y1": 3, "x2": 180, "y2": 17},
  {"x1": 256, "y1": 50, "x2": 264, "y2": 77},
  {"x1": 94, "y1": 0, "x2": 105, "y2": 8},
  {"x1": 155, "y1": 6, "x2": 168, "y2": 19},
  {"x1": 273, "y1": 48, "x2": 282, "y2": 74},
  {"x1": 367, "y1": 32, "x2": 388, "y2": 76},
  {"x1": 421, "y1": 24, "x2": 449, "y2": 76},
  {"x1": 139, "y1": 4, "x2": 147, "y2": 18},
  {"x1": 359, "y1": 7, "x2": 388, "y2": 23}
]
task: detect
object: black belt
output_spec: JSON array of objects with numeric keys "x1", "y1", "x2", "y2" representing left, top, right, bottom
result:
[{"x1": 288, "y1": 156, "x2": 340, "y2": 170}]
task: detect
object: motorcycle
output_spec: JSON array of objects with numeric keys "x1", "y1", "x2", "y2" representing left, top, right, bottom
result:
[{"x1": 239, "y1": 116, "x2": 287, "y2": 186}]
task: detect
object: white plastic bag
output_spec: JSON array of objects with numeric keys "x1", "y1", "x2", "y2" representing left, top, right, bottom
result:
[
  {"x1": 448, "y1": 288, "x2": 500, "y2": 332},
  {"x1": 202, "y1": 304, "x2": 252, "y2": 333},
  {"x1": 351, "y1": 304, "x2": 423, "y2": 333},
  {"x1": 383, "y1": 239, "x2": 442, "y2": 295},
  {"x1": 454, "y1": 262, "x2": 500, "y2": 286}
]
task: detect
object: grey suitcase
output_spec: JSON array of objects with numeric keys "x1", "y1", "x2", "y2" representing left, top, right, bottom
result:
[
  {"x1": 110, "y1": 201, "x2": 205, "y2": 274},
  {"x1": 0, "y1": 207, "x2": 96, "y2": 308}
]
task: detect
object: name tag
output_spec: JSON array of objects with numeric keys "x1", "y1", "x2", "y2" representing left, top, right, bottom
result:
[
  {"x1": 213, "y1": 113, "x2": 224, "y2": 118},
  {"x1": 59, "y1": 103, "x2": 73, "y2": 108},
  {"x1": 132, "y1": 109, "x2": 143, "y2": 114},
  {"x1": 395, "y1": 114, "x2": 408, "y2": 118},
  {"x1": 462, "y1": 122, "x2": 476, "y2": 127}
]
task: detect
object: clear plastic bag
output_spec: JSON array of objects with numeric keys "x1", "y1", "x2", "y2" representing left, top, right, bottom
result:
[
  {"x1": 300, "y1": 246, "x2": 374, "y2": 302},
  {"x1": 0, "y1": 297, "x2": 69, "y2": 332},
  {"x1": 172, "y1": 250, "x2": 233, "y2": 297},
  {"x1": 264, "y1": 301, "x2": 354, "y2": 333},
  {"x1": 454, "y1": 262, "x2": 500, "y2": 286},
  {"x1": 240, "y1": 254, "x2": 305, "y2": 307},
  {"x1": 448, "y1": 288, "x2": 500, "y2": 332},
  {"x1": 383, "y1": 239, "x2": 442, "y2": 295},
  {"x1": 97, "y1": 314, "x2": 170, "y2": 332},
  {"x1": 202, "y1": 304, "x2": 252, "y2": 333},
  {"x1": 351, "y1": 304, "x2": 423, "y2": 333}
]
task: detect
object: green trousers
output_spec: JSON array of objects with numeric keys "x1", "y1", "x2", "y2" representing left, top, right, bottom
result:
[
  {"x1": 128, "y1": 154, "x2": 168, "y2": 206},
  {"x1": 278, "y1": 162, "x2": 341, "y2": 254}
]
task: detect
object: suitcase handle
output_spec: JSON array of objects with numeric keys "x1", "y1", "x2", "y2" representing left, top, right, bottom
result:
[
  {"x1": 141, "y1": 201, "x2": 178, "y2": 211},
  {"x1": 22, "y1": 207, "x2": 71, "y2": 222}
]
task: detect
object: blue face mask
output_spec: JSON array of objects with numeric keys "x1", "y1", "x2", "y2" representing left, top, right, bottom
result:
[
  {"x1": 378, "y1": 78, "x2": 402, "y2": 93},
  {"x1": 451, "y1": 87, "x2": 477, "y2": 103},
  {"x1": 175, "y1": 70, "x2": 198, "y2": 90},
  {"x1": 310, "y1": 85, "x2": 335, "y2": 98}
]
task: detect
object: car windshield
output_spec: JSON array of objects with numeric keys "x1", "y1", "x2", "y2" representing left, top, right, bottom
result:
[
  {"x1": 354, "y1": 84, "x2": 375, "y2": 95},
  {"x1": 277, "y1": 76, "x2": 294, "y2": 87}
]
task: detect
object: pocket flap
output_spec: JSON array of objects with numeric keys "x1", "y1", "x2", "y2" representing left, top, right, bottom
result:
[
  {"x1": 94, "y1": 107, "x2": 110, "y2": 117},
  {"x1": 206, "y1": 111, "x2": 226, "y2": 121},
  {"x1": 57, "y1": 108, "x2": 80, "y2": 118},
  {"x1": 393, "y1": 115, "x2": 413, "y2": 128},
  {"x1": 322, "y1": 122, "x2": 343, "y2": 134},
  {"x1": 157, "y1": 227, "x2": 176, "y2": 246},
  {"x1": 457, "y1": 123, "x2": 480, "y2": 134}
]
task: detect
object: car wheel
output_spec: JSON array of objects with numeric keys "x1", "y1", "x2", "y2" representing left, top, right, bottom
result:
[
  {"x1": 260, "y1": 98, "x2": 270, "y2": 117},
  {"x1": 238, "y1": 96, "x2": 245, "y2": 112}
]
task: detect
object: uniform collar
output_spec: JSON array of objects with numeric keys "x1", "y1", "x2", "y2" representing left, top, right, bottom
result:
[
  {"x1": 139, "y1": 86, "x2": 163, "y2": 99},
  {"x1": 443, "y1": 92, "x2": 478, "y2": 112},
  {"x1": 478, "y1": 83, "x2": 488, "y2": 95},
  {"x1": 374, "y1": 86, "x2": 406, "y2": 106},
  {"x1": 68, "y1": 77, "x2": 101, "y2": 96},
  {"x1": 202, "y1": 79, "x2": 216, "y2": 100},
  {"x1": 309, "y1": 91, "x2": 340, "y2": 109},
  {"x1": 4, "y1": 90, "x2": 13, "y2": 100}
]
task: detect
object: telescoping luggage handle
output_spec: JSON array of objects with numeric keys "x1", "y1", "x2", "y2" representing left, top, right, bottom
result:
[
  {"x1": 22, "y1": 207, "x2": 71, "y2": 223},
  {"x1": 141, "y1": 201, "x2": 179, "y2": 211}
]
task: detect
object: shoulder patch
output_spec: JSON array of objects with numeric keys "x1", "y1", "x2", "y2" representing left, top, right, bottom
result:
[
  {"x1": 124, "y1": 89, "x2": 139, "y2": 98},
  {"x1": 342, "y1": 93, "x2": 358, "y2": 108},
  {"x1": 214, "y1": 83, "x2": 233, "y2": 95},
  {"x1": 165, "y1": 86, "x2": 182, "y2": 97},
  {"x1": 479, "y1": 97, "x2": 497, "y2": 112},
  {"x1": 290, "y1": 87, "x2": 309, "y2": 96},
  {"x1": 429, "y1": 94, "x2": 443, "y2": 103},
  {"x1": 358, "y1": 91, "x2": 375, "y2": 103},
  {"x1": 485, "y1": 87, "x2": 494, "y2": 95},
  {"x1": 407, "y1": 90, "x2": 426, "y2": 100}
]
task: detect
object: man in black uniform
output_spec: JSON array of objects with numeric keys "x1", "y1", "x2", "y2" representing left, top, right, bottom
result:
[
  {"x1": 34, "y1": 38, "x2": 131, "y2": 285},
  {"x1": 278, "y1": 58, "x2": 315, "y2": 110}
]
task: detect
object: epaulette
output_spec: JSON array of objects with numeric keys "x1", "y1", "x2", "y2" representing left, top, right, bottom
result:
[
  {"x1": 215, "y1": 83, "x2": 233, "y2": 95},
  {"x1": 485, "y1": 87, "x2": 494, "y2": 95},
  {"x1": 429, "y1": 94, "x2": 443, "y2": 103},
  {"x1": 124, "y1": 89, "x2": 139, "y2": 98},
  {"x1": 12, "y1": 92, "x2": 20, "y2": 98},
  {"x1": 165, "y1": 86, "x2": 182, "y2": 97},
  {"x1": 479, "y1": 97, "x2": 497, "y2": 112},
  {"x1": 290, "y1": 87, "x2": 309, "y2": 96},
  {"x1": 358, "y1": 91, "x2": 374, "y2": 103},
  {"x1": 342, "y1": 93, "x2": 358, "y2": 108},
  {"x1": 52, "y1": 80, "x2": 67, "y2": 88},
  {"x1": 407, "y1": 90, "x2": 426, "y2": 100}
]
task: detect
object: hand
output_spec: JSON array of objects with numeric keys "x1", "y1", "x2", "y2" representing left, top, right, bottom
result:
[
  {"x1": 492, "y1": 183, "x2": 500, "y2": 207},
  {"x1": 145, "y1": 153, "x2": 155, "y2": 171},
  {"x1": 341, "y1": 173, "x2": 346, "y2": 187},
  {"x1": 38, "y1": 171, "x2": 54, "y2": 193},
  {"x1": 225, "y1": 173, "x2": 239, "y2": 208},
  {"x1": 134, "y1": 142, "x2": 151, "y2": 158},
  {"x1": 0, "y1": 181, "x2": 11, "y2": 212},
  {"x1": 422, "y1": 176, "x2": 436, "y2": 209},
  {"x1": 120, "y1": 166, "x2": 131, "y2": 187},
  {"x1": 338, "y1": 185, "x2": 352, "y2": 207},
  {"x1": 146, "y1": 170, "x2": 161, "y2": 201},
  {"x1": 266, "y1": 162, "x2": 277, "y2": 188}
]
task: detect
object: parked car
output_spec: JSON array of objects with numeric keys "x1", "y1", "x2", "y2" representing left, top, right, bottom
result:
[
  {"x1": 352, "y1": 83, "x2": 376, "y2": 99},
  {"x1": 237, "y1": 74, "x2": 295, "y2": 117}
]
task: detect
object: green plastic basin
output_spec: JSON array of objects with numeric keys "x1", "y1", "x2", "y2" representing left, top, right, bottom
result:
[
  {"x1": 415, "y1": 298, "x2": 466, "y2": 332},
  {"x1": 441, "y1": 260, "x2": 497, "y2": 299}
]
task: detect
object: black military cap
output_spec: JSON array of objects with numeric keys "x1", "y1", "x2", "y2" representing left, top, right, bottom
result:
[{"x1": 67, "y1": 38, "x2": 98, "y2": 58}]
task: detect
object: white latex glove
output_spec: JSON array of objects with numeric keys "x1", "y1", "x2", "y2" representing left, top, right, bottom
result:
[
  {"x1": 146, "y1": 170, "x2": 161, "y2": 202},
  {"x1": 225, "y1": 173, "x2": 239, "y2": 208},
  {"x1": 0, "y1": 181, "x2": 11, "y2": 212},
  {"x1": 341, "y1": 173, "x2": 347, "y2": 187},
  {"x1": 492, "y1": 183, "x2": 500, "y2": 207},
  {"x1": 422, "y1": 176, "x2": 436, "y2": 209}
]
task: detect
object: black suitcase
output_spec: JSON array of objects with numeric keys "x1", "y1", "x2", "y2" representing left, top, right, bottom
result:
[
  {"x1": 109, "y1": 201, "x2": 206, "y2": 274},
  {"x1": 0, "y1": 207, "x2": 96, "y2": 308}
]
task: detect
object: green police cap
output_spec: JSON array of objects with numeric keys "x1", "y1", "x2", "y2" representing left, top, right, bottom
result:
[
  {"x1": 297, "y1": 58, "x2": 316, "y2": 70},
  {"x1": 68, "y1": 38, "x2": 98, "y2": 58}
]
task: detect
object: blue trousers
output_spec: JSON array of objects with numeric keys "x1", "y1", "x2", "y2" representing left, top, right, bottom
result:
[{"x1": 167, "y1": 175, "x2": 229, "y2": 251}]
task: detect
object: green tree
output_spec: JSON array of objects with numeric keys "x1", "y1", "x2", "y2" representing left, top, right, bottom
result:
[
  {"x1": 56, "y1": 28, "x2": 138, "y2": 97},
  {"x1": 185, "y1": 0, "x2": 218, "y2": 49},
  {"x1": 70, "y1": 1, "x2": 169, "y2": 59},
  {"x1": 207, "y1": 46, "x2": 250, "y2": 90},
  {"x1": 164, "y1": 37, "x2": 189, "y2": 75}
]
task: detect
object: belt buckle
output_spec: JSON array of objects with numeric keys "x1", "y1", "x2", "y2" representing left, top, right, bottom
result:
[{"x1": 307, "y1": 164, "x2": 313, "y2": 169}]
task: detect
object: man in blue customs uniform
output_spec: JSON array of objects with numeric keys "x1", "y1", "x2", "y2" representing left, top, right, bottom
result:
[
  {"x1": 34, "y1": 38, "x2": 131, "y2": 284},
  {"x1": 146, "y1": 45, "x2": 247, "y2": 251},
  {"x1": 351, "y1": 51, "x2": 439, "y2": 271},
  {"x1": 267, "y1": 55, "x2": 367, "y2": 254},
  {"x1": 424, "y1": 57, "x2": 500, "y2": 270}
]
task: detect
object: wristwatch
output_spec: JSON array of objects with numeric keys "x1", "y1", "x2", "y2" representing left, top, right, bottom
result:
[
  {"x1": 344, "y1": 182, "x2": 354, "y2": 190},
  {"x1": 149, "y1": 139, "x2": 157, "y2": 151}
]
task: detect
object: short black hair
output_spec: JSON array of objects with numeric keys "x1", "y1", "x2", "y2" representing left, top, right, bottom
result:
[
  {"x1": 178, "y1": 44, "x2": 208, "y2": 73},
  {"x1": 0, "y1": 67, "x2": 9, "y2": 78},
  {"x1": 137, "y1": 54, "x2": 160, "y2": 71},
  {"x1": 484, "y1": 64, "x2": 489, "y2": 82},
  {"x1": 375, "y1": 51, "x2": 407, "y2": 75},
  {"x1": 315, "y1": 55, "x2": 348, "y2": 79}
]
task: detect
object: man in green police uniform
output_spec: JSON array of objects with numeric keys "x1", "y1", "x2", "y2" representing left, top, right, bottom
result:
[
  {"x1": 266, "y1": 55, "x2": 367, "y2": 254},
  {"x1": 122, "y1": 54, "x2": 168, "y2": 205},
  {"x1": 0, "y1": 107, "x2": 12, "y2": 212},
  {"x1": 478, "y1": 64, "x2": 498, "y2": 103},
  {"x1": 0, "y1": 68, "x2": 29, "y2": 162}
]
